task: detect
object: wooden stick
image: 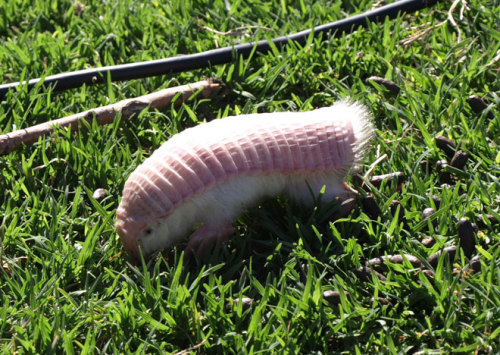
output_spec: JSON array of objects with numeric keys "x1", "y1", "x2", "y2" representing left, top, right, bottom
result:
[{"x1": 0, "y1": 78, "x2": 225, "y2": 155}]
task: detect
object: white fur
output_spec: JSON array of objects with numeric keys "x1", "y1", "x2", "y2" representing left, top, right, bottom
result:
[{"x1": 136, "y1": 170, "x2": 347, "y2": 257}]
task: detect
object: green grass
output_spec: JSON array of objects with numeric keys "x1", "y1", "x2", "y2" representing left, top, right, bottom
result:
[{"x1": 1, "y1": 0, "x2": 499, "y2": 353}]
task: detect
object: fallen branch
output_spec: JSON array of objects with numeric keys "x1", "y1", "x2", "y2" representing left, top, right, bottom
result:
[{"x1": 0, "y1": 78, "x2": 224, "y2": 155}]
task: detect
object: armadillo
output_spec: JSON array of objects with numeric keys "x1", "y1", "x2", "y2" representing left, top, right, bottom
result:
[{"x1": 116, "y1": 101, "x2": 374, "y2": 262}]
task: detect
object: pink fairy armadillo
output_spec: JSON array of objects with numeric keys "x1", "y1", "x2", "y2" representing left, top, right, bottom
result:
[{"x1": 116, "y1": 101, "x2": 374, "y2": 261}]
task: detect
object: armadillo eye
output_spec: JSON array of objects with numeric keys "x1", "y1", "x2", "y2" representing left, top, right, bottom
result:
[{"x1": 144, "y1": 228, "x2": 153, "y2": 235}]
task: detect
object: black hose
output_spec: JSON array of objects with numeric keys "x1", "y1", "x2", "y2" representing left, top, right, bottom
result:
[{"x1": 0, "y1": 0, "x2": 439, "y2": 99}]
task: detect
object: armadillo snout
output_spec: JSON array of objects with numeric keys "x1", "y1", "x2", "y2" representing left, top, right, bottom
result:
[{"x1": 115, "y1": 208, "x2": 143, "y2": 262}]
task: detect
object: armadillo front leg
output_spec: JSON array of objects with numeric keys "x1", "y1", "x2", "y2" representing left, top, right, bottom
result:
[
  {"x1": 289, "y1": 173, "x2": 359, "y2": 219},
  {"x1": 184, "y1": 223, "x2": 234, "y2": 259}
]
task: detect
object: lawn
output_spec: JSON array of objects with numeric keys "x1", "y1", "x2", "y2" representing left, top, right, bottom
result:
[{"x1": 1, "y1": 0, "x2": 499, "y2": 353}]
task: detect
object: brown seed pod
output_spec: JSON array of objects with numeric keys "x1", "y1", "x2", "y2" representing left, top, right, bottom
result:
[
  {"x1": 476, "y1": 214, "x2": 499, "y2": 228},
  {"x1": 355, "y1": 266, "x2": 387, "y2": 281},
  {"x1": 450, "y1": 150, "x2": 469, "y2": 170},
  {"x1": 470, "y1": 255, "x2": 481, "y2": 273},
  {"x1": 458, "y1": 218, "x2": 475, "y2": 258},
  {"x1": 367, "y1": 76, "x2": 400, "y2": 94},
  {"x1": 362, "y1": 195, "x2": 382, "y2": 219},
  {"x1": 421, "y1": 236, "x2": 436, "y2": 248},
  {"x1": 435, "y1": 135, "x2": 457, "y2": 159},
  {"x1": 466, "y1": 95, "x2": 488, "y2": 113},
  {"x1": 92, "y1": 188, "x2": 107, "y2": 201},
  {"x1": 435, "y1": 160, "x2": 452, "y2": 184},
  {"x1": 425, "y1": 194, "x2": 442, "y2": 209},
  {"x1": 390, "y1": 200, "x2": 405, "y2": 222},
  {"x1": 422, "y1": 208, "x2": 437, "y2": 229},
  {"x1": 369, "y1": 172, "x2": 405, "y2": 189},
  {"x1": 427, "y1": 246, "x2": 457, "y2": 268},
  {"x1": 420, "y1": 160, "x2": 432, "y2": 174},
  {"x1": 226, "y1": 297, "x2": 254, "y2": 311},
  {"x1": 435, "y1": 160, "x2": 447, "y2": 171},
  {"x1": 366, "y1": 254, "x2": 423, "y2": 269},
  {"x1": 323, "y1": 290, "x2": 349, "y2": 305},
  {"x1": 422, "y1": 207, "x2": 435, "y2": 220}
]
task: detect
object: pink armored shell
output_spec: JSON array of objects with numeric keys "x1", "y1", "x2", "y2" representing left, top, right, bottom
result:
[{"x1": 116, "y1": 101, "x2": 373, "y2": 261}]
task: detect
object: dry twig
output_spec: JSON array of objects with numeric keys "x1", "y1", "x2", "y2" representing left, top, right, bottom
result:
[
  {"x1": 484, "y1": 49, "x2": 500, "y2": 70},
  {"x1": 400, "y1": 21, "x2": 446, "y2": 47},
  {"x1": 363, "y1": 153, "x2": 388, "y2": 182},
  {"x1": 173, "y1": 339, "x2": 208, "y2": 355},
  {"x1": 402, "y1": 0, "x2": 469, "y2": 47},
  {"x1": 0, "y1": 78, "x2": 224, "y2": 155},
  {"x1": 448, "y1": 0, "x2": 469, "y2": 42}
]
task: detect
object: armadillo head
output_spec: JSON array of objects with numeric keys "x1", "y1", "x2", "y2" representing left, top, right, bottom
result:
[
  {"x1": 115, "y1": 203, "x2": 148, "y2": 263},
  {"x1": 115, "y1": 191, "x2": 197, "y2": 264}
]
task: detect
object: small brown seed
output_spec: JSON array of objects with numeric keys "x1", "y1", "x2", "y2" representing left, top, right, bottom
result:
[
  {"x1": 236, "y1": 297, "x2": 254, "y2": 308},
  {"x1": 422, "y1": 207, "x2": 435, "y2": 220},
  {"x1": 470, "y1": 255, "x2": 481, "y2": 273},
  {"x1": 466, "y1": 95, "x2": 488, "y2": 113},
  {"x1": 323, "y1": 290, "x2": 349, "y2": 305},
  {"x1": 369, "y1": 172, "x2": 405, "y2": 189},
  {"x1": 458, "y1": 218, "x2": 475, "y2": 258},
  {"x1": 367, "y1": 76, "x2": 400, "y2": 94},
  {"x1": 427, "y1": 246, "x2": 457, "y2": 268},
  {"x1": 92, "y1": 188, "x2": 107, "y2": 201},
  {"x1": 420, "y1": 160, "x2": 432, "y2": 174},
  {"x1": 421, "y1": 236, "x2": 436, "y2": 248},
  {"x1": 435, "y1": 160, "x2": 452, "y2": 184},
  {"x1": 366, "y1": 254, "x2": 423, "y2": 269},
  {"x1": 426, "y1": 194, "x2": 441, "y2": 209},
  {"x1": 226, "y1": 297, "x2": 254, "y2": 311},
  {"x1": 362, "y1": 195, "x2": 382, "y2": 219},
  {"x1": 422, "y1": 208, "x2": 437, "y2": 229},
  {"x1": 476, "y1": 214, "x2": 499, "y2": 228},
  {"x1": 355, "y1": 266, "x2": 387, "y2": 281},
  {"x1": 435, "y1": 135, "x2": 457, "y2": 158},
  {"x1": 435, "y1": 160, "x2": 447, "y2": 172},
  {"x1": 450, "y1": 150, "x2": 469, "y2": 170}
]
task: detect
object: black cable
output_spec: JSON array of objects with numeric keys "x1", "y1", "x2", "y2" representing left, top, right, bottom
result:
[{"x1": 0, "y1": 0, "x2": 439, "y2": 99}]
